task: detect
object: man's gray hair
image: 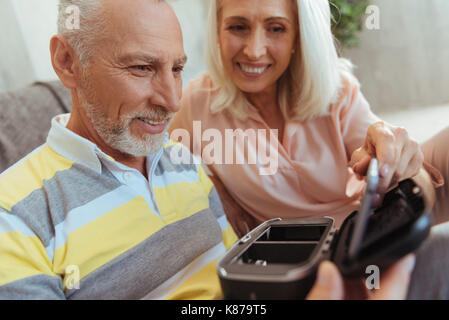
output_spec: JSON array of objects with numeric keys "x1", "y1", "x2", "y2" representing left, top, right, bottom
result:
[{"x1": 57, "y1": 0, "x2": 106, "y2": 66}]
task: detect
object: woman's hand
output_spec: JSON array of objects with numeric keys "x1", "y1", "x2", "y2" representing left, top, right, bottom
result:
[
  {"x1": 350, "y1": 121, "x2": 424, "y2": 194},
  {"x1": 209, "y1": 174, "x2": 260, "y2": 238}
]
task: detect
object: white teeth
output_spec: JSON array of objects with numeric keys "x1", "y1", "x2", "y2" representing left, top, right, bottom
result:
[
  {"x1": 139, "y1": 118, "x2": 165, "y2": 125},
  {"x1": 239, "y1": 64, "x2": 267, "y2": 74}
]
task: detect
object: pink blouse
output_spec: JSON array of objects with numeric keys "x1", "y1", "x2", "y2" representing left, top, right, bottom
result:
[{"x1": 171, "y1": 72, "x2": 391, "y2": 227}]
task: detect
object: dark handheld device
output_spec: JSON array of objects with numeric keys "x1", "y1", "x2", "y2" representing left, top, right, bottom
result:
[{"x1": 217, "y1": 159, "x2": 431, "y2": 300}]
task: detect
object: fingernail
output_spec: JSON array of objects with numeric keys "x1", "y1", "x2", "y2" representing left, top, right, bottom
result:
[{"x1": 380, "y1": 164, "x2": 390, "y2": 177}]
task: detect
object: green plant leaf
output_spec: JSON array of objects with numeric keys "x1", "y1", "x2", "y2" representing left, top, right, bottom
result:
[{"x1": 329, "y1": 0, "x2": 370, "y2": 49}]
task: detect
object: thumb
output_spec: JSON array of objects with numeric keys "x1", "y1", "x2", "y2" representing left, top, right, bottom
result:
[
  {"x1": 307, "y1": 261, "x2": 344, "y2": 300},
  {"x1": 350, "y1": 148, "x2": 372, "y2": 177}
]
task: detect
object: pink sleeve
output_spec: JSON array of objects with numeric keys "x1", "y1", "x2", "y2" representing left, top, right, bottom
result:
[
  {"x1": 422, "y1": 127, "x2": 448, "y2": 188},
  {"x1": 337, "y1": 73, "x2": 381, "y2": 160}
]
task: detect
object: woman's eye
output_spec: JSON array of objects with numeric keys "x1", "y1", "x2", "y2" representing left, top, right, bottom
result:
[
  {"x1": 270, "y1": 25, "x2": 285, "y2": 33},
  {"x1": 228, "y1": 25, "x2": 247, "y2": 32}
]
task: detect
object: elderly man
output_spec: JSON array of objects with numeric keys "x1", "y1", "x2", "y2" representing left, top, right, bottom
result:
[
  {"x1": 0, "y1": 0, "x2": 421, "y2": 300},
  {"x1": 0, "y1": 0, "x2": 237, "y2": 299}
]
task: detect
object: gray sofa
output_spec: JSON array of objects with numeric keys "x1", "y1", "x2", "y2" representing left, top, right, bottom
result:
[{"x1": 0, "y1": 81, "x2": 71, "y2": 173}]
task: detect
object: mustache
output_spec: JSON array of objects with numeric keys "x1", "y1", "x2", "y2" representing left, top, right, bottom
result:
[{"x1": 124, "y1": 106, "x2": 174, "y2": 122}]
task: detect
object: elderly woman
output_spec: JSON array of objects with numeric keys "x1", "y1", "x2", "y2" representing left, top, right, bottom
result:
[{"x1": 170, "y1": 0, "x2": 441, "y2": 237}]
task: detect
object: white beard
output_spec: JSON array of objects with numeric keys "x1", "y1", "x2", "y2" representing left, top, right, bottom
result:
[{"x1": 78, "y1": 82, "x2": 172, "y2": 157}]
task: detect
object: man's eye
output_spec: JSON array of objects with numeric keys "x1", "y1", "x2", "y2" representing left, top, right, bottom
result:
[
  {"x1": 173, "y1": 66, "x2": 184, "y2": 74},
  {"x1": 130, "y1": 65, "x2": 153, "y2": 73}
]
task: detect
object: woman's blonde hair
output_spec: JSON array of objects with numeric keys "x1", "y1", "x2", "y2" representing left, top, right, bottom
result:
[{"x1": 205, "y1": 0, "x2": 351, "y2": 121}]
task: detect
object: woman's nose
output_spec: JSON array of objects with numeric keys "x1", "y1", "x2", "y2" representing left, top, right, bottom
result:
[{"x1": 243, "y1": 28, "x2": 267, "y2": 60}]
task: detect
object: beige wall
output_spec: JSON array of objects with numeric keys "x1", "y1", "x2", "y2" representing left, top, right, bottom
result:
[
  {"x1": 0, "y1": 0, "x2": 37, "y2": 92},
  {"x1": 12, "y1": 0, "x2": 59, "y2": 82},
  {"x1": 170, "y1": 0, "x2": 209, "y2": 87},
  {"x1": 343, "y1": 0, "x2": 449, "y2": 113}
]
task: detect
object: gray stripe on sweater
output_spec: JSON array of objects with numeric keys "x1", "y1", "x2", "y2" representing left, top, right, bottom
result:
[{"x1": 9, "y1": 163, "x2": 121, "y2": 247}]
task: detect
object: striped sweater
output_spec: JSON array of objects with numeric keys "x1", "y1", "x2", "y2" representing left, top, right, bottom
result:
[{"x1": 0, "y1": 114, "x2": 237, "y2": 299}]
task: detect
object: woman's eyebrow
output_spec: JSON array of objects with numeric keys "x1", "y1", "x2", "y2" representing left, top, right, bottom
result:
[
  {"x1": 224, "y1": 16, "x2": 292, "y2": 24},
  {"x1": 265, "y1": 16, "x2": 292, "y2": 24},
  {"x1": 224, "y1": 16, "x2": 248, "y2": 23}
]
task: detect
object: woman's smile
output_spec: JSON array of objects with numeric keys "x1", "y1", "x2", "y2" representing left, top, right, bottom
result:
[{"x1": 237, "y1": 62, "x2": 272, "y2": 78}]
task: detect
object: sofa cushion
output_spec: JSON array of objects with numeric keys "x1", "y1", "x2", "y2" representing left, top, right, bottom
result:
[{"x1": 0, "y1": 81, "x2": 71, "y2": 173}]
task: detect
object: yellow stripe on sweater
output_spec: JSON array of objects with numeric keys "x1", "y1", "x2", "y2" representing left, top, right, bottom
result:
[
  {"x1": 0, "y1": 145, "x2": 74, "y2": 211},
  {"x1": 0, "y1": 232, "x2": 54, "y2": 286},
  {"x1": 198, "y1": 165, "x2": 213, "y2": 195},
  {"x1": 164, "y1": 259, "x2": 223, "y2": 300},
  {"x1": 52, "y1": 196, "x2": 165, "y2": 287},
  {"x1": 222, "y1": 223, "x2": 238, "y2": 250},
  {"x1": 154, "y1": 180, "x2": 211, "y2": 224}
]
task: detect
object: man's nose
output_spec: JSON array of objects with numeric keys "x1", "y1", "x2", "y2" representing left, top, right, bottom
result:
[
  {"x1": 243, "y1": 27, "x2": 267, "y2": 60},
  {"x1": 151, "y1": 72, "x2": 181, "y2": 113}
]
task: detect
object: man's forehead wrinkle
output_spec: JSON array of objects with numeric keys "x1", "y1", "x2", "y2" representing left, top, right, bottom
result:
[
  {"x1": 99, "y1": 0, "x2": 185, "y2": 68},
  {"x1": 104, "y1": 0, "x2": 180, "y2": 35},
  {"x1": 113, "y1": 31, "x2": 185, "y2": 62}
]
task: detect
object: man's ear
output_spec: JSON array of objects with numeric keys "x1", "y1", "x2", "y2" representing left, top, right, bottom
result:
[{"x1": 50, "y1": 35, "x2": 79, "y2": 89}]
